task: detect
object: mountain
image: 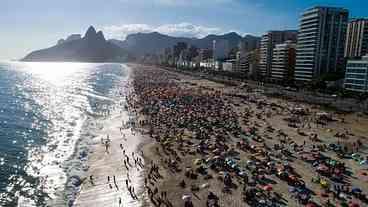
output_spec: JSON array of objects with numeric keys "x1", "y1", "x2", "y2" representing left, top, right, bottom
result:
[
  {"x1": 240, "y1": 35, "x2": 261, "y2": 52},
  {"x1": 192, "y1": 32, "x2": 242, "y2": 49},
  {"x1": 109, "y1": 32, "x2": 193, "y2": 57},
  {"x1": 22, "y1": 26, "x2": 127, "y2": 62},
  {"x1": 109, "y1": 32, "x2": 250, "y2": 57},
  {"x1": 57, "y1": 34, "x2": 82, "y2": 45}
]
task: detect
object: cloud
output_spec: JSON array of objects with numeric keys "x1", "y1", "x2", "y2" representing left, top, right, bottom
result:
[
  {"x1": 103, "y1": 22, "x2": 223, "y2": 40},
  {"x1": 103, "y1": 24, "x2": 153, "y2": 40}
]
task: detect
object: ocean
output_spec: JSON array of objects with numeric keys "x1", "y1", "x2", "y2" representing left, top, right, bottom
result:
[{"x1": 0, "y1": 62, "x2": 130, "y2": 206}]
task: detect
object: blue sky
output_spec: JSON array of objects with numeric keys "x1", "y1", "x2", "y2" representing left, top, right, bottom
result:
[{"x1": 1, "y1": 0, "x2": 368, "y2": 60}]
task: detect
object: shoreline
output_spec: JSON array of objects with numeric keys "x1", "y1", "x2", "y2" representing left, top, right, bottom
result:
[{"x1": 72, "y1": 64, "x2": 149, "y2": 207}]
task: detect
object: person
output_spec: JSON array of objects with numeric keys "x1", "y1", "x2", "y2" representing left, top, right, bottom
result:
[
  {"x1": 89, "y1": 175, "x2": 94, "y2": 185},
  {"x1": 179, "y1": 180, "x2": 186, "y2": 188},
  {"x1": 206, "y1": 192, "x2": 219, "y2": 207},
  {"x1": 184, "y1": 200, "x2": 194, "y2": 207}
]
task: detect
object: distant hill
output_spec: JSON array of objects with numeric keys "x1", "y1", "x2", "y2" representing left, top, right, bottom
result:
[
  {"x1": 109, "y1": 32, "x2": 258, "y2": 57},
  {"x1": 22, "y1": 26, "x2": 128, "y2": 62},
  {"x1": 22, "y1": 27, "x2": 259, "y2": 62}
]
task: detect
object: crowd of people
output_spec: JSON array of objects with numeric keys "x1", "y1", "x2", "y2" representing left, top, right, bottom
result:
[{"x1": 123, "y1": 65, "x2": 368, "y2": 207}]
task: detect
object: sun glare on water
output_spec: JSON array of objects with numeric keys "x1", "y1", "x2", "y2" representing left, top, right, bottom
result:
[{"x1": 19, "y1": 62, "x2": 91, "y2": 86}]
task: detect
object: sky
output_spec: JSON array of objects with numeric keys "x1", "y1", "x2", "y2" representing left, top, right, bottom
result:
[{"x1": 1, "y1": 0, "x2": 368, "y2": 60}]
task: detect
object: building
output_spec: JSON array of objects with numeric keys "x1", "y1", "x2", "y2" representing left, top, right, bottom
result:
[
  {"x1": 239, "y1": 35, "x2": 261, "y2": 53},
  {"x1": 344, "y1": 55, "x2": 368, "y2": 92},
  {"x1": 271, "y1": 41, "x2": 296, "y2": 81},
  {"x1": 247, "y1": 49, "x2": 261, "y2": 78},
  {"x1": 198, "y1": 49, "x2": 213, "y2": 62},
  {"x1": 295, "y1": 6, "x2": 349, "y2": 82},
  {"x1": 259, "y1": 30, "x2": 297, "y2": 79},
  {"x1": 213, "y1": 40, "x2": 230, "y2": 60},
  {"x1": 222, "y1": 59, "x2": 237, "y2": 72},
  {"x1": 345, "y1": 18, "x2": 368, "y2": 58},
  {"x1": 234, "y1": 49, "x2": 261, "y2": 78}
]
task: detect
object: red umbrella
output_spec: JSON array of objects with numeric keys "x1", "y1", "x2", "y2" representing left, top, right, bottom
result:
[
  {"x1": 289, "y1": 175, "x2": 297, "y2": 181},
  {"x1": 306, "y1": 203, "x2": 317, "y2": 207},
  {"x1": 349, "y1": 203, "x2": 360, "y2": 207},
  {"x1": 263, "y1": 184, "x2": 273, "y2": 191},
  {"x1": 317, "y1": 164, "x2": 329, "y2": 172}
]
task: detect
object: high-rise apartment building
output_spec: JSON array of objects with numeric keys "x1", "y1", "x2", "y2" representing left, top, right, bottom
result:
[
  {"x1": 345, "y1": 18, "x2": 368, "y2": 58},
  {"x1": 239, "y1": 35, "x2": 261, "y2": 53},
  {"x1": 259, "y1": 30, "x2": 297, "y2": 79},
  {"x1": 213, "y1": 40, "x2": 229, "y2": 60},
  {"x1": 271, "y1": 41, "x2": 296, "y2": 81},
  {"x1": 344, "y1": 55, "x2": 368, "y2": 92},
  {"x1": 295, "y1": 6, "x2": 349, "y2": 82}
]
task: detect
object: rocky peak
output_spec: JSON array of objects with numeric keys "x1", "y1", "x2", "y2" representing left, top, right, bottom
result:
[
  {"x1": 96, "y1": 31, "x2": 106, "y2": 42},
  {"x1": 57, "y1": 39, "x2": 65, "y2": 45},
  {"x1": 84, "y1": 26, "x2": 98, "y2": 40},
  {"x1": 66, "y1": 34, "x2": 82, "y2": 42}
]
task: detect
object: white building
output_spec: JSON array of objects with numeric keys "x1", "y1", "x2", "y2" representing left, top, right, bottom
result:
[
  {"x1": 344, "y1": 55, "x2": 368, "y2": 92},
  {"x1": 259, "y1": 30, "x2": 297, "y2": 79},
  {"x1": 222, "y1": 59, "x2": 237, "y2": 72},
  {"x1": 345, "y1": 19, "x2": 368, "y2": 58},
  {"x1": 222, "y1": 62, "x2": 233, "y2": 72},
  {"x1": 271, "y1": 41, "x2": 296, "y2": 81},
  {"x1": 295, "y1": 6, "x2": 349, "y2": 82}
]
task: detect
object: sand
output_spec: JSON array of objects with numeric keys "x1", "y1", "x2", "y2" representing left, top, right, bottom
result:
[
  {"x1": 135, "y1": 65, "x2": 368, "y2": 207},
  {"x1": 73, "y1": 64, "x2": 368, "y2": 207},
  {"x1": 73, "y1": 91, "x2": 149, "y2": 206}
]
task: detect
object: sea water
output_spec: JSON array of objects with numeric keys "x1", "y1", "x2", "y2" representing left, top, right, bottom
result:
[{"x1": 0, "y1": 61, "x2": 130, "y2": 206}]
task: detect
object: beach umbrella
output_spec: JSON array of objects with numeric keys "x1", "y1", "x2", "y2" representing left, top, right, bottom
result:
[
  {"x1": 306, "y1": 203, "x2": 317, "y2": 207},
  {"x1": 317, "y1": 164, "x2": 329, "y2": 172},
  {"x1": 193, "y1": 159, "x2": 201, "y2": 165},
  {"x1": 352, "y1": 187, "x2": 362, "y2": 194},
  {"x1": 359, "y1": 160, "x2": 368, "y2": 165},
  {"x1": 182, "y1": 194, "x2": 192, "y2": 201},
  {"x1": 349, "y1": 203, "x2": 360, "y2": 207},
  {"x1": 289, "y1": 175, "x2": 297, "y2": 181},
  {"x1": 329, "y1": 160, "x2": 337, "y2": 166},
  {"x1": 339, "y1": 193, "x2": 348, "y2": 199},
  {"x1": 263, "y1": 184, "x2": 273, "y2": 191},
  {"x1": 212, "y1": 155, "x2": 221, "y2": 159},
  {"x1": 352, "y1": 153, "x2": 360, "y2": 159},
  {"x1": 340, "y1": 202, "x2": 349, "y2": 207},
  {"x1": 320, "y1": 180, "x2": 329, "y2": 188}
]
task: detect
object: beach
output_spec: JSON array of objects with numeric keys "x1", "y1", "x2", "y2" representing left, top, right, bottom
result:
[
  {"x1": 72, "y1": 63, "x2": 368, "y2": 207},
  {"x1": 131, "y1": 64, "x2": 368, "y2": 207},
  {"x1": 74, "y1": 67, "x2": 149, "y2": 207}
]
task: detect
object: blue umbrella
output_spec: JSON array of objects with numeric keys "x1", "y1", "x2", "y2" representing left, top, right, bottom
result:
[
  {"x1": 288, "y1": 186, "x2": 296, "y2": 193},
  {"x1": 352, "y1": 187, "x2": 362, "y2": 193},
  {"x1": 360, "y1": 160, "x2": 368, "y2": 165}
]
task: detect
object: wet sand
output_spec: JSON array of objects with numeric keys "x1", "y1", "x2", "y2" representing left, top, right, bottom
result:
[{"x1": 74, "y1": 98, "x2": 148, "y2": 206}]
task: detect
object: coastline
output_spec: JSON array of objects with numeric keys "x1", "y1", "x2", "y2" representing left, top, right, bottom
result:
[
  {"x1": 59, "y1": 63, "x2": 368, "y2": 207},
  {"x1": 73, "y1": 64, "x2": 149, "y2": 207}
]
